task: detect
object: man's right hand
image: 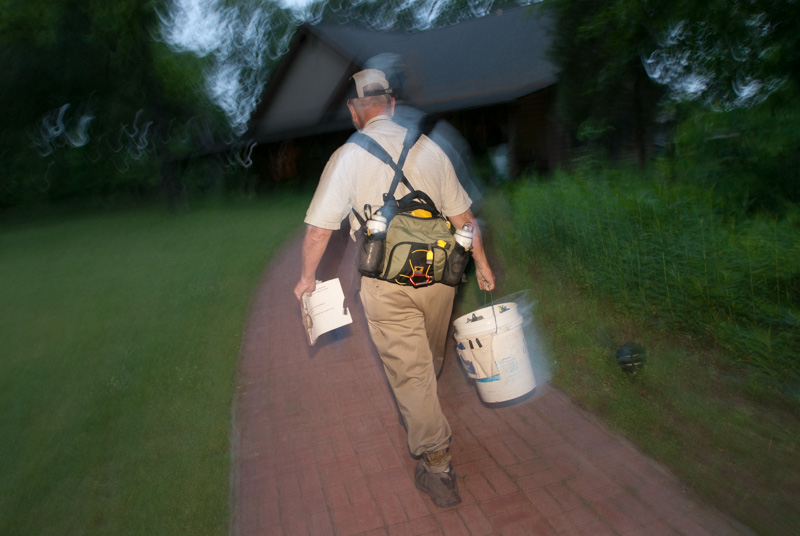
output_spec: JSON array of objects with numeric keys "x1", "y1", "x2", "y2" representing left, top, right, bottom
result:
[
  {"x1": 294, "y1": 277, "x2": 317, "y2": 301},
  {"x1": 294, "y1": 225, "x2": 334, "y2": 301}
]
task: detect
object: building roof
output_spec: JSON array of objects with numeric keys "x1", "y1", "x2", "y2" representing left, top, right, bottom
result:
[{"x1": 248, "y1": 5, "x2": 555, "y2": 142}]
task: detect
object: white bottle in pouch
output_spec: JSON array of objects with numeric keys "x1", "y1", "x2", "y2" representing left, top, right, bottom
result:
[
  {"x1": 454, "y1": 224, "x2": 473, "y2": 249},
  {"x1": 366, "y1": 214, "x2": 387, "y2": 235}
]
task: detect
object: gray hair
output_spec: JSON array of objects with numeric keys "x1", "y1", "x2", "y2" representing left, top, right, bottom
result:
[{"x1": 349, "y1": 94, "x2": 392, "y2": 111}]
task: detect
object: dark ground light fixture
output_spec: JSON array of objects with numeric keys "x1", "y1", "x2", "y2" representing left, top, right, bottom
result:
[{"x1": 615, "y1": 342, "x2": 647, "y2": 375}]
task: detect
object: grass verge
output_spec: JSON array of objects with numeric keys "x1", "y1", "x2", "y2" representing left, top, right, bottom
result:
[
  {"x1": 0, "y1": 195, "x2": 309, "y2": 535},
  {"x1": 469, "y1": 189, "x2": 800, "y2": 536}
]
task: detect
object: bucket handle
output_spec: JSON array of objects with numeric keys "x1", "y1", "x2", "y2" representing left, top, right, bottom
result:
[{"x1": 483, "y1": 290, "x2": 500, "y2": 335}]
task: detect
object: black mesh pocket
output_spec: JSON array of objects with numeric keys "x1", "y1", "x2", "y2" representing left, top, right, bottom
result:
[
  {"x1": 358, "y1": 233, "x2": 385, "y2": 277},
  {"x1": 440, "y1": 243, "x2": 470, "y2": 286}
]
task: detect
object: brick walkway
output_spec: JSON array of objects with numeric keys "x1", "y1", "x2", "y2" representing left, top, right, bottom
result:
[{"x1": 231, "y1": 231, "x2": 753, "y2": 536}]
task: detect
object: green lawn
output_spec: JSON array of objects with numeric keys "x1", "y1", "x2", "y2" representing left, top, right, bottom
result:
[{"x1": 0, "y1": 196, "x2": 309, "y2": 535}]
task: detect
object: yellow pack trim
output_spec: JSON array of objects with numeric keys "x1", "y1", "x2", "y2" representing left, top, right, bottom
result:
[
  {"x1": 410, "y1": 209, "x2": 432, "y2": 218},
  {"x1": 437, "y1": 240, "x2": 447, "y2": 248}
]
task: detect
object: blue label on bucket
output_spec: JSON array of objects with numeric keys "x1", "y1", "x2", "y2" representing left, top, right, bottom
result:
[
  {"x1": 460, "y1": 357, "x2": 476, "y2": 376},
  {"x1": 476, "y1": 374, "x2": 501, "y2": 383}
]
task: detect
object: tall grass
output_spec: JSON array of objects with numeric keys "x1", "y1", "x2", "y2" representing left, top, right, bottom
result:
[
  {"x1": 0, "y1": 195, "x2": 309, "y2": 535},
  {"x1": 508, "y1": 168, "x2": 800, "y2": 395},
  {"x1": 478, "y1": 185, "x2": 800, "y2": 535}
]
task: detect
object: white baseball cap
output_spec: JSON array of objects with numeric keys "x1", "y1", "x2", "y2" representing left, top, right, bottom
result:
[{"x1": 351, "y1": 69, "x2": 393, "y2": 98}]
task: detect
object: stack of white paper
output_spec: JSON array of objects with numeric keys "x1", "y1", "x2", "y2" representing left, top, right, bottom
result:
[{"x1": 300, "y1": 278, "x2": 353, "y2": 346}]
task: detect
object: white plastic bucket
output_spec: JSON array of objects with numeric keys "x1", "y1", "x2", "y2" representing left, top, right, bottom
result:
[{"x1": 453, "y1": 302, "x2": 536, "y2": 403}]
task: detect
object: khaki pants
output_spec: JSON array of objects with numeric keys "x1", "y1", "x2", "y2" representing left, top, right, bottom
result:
[{"x1": 360, "y1": 277, "x2": 455, "y2": 471}]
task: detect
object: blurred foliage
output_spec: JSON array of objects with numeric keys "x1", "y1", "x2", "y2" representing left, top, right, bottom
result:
[
  {"x1": 671, "y1": 97, "x2": 800, "y2": 211},
  {"x1": 298, "y1": 0, "x2": 525, "y2": 30},
  {"x1": 0, "y1": 0, "x2": 532, "y2": 207},
  {"x1": 542, "y1": 0, "x2": 800, "y2": 167},
  {"x1": 508, "y1": 165, "x2": 800, "y2": 398},
  {"x1": 645, "y1": 0, "x2": 800, "y2": 108},
  {"x1": 3, "y1": 0, "x2": 798, "y2": 210},
  {"x1": 0, "y1": 0, "x2": 232, "y2": 206},
  {"x1": 542, "y1": 0, "x2": 667, "y2": 163}
]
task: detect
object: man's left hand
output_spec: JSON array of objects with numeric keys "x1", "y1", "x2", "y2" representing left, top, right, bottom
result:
[{"x1": 476, "y1": 263, "x2": 496, "y2": 292}]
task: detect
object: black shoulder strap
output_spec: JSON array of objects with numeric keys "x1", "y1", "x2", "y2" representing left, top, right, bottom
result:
[
  {"x1": 348, "y1": 127, "x2": 424, "y2": 200},
  {"x1": 349, "y1": 132, "x2": 396, "y2": 169}
]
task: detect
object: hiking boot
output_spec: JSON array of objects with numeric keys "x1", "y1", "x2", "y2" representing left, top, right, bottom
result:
[{"x1": 414, "y1": 461, "x2": 462, "y2": 508}]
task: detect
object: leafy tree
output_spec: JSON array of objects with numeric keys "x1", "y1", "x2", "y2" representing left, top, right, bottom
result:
[
  {"x1": 161, "y1": 0, "x2": 298, "y2": 135},
  {"x1": 297, "y1": 0, "x2": 529, "y2": 32},
  {"x1": 0, "y1": 0, "x2": 225, "y2": 205},
  {"x1": 542, "y1": 0, "x2": 669, "y2": 165},
  {"x1": 429, "y1": 0, "x2": 528, "y2": 28},
  {"x1": 642, "y1": 0, "x2": 800, "y2": 210},
  {"x1": 643, "y1": 0, "x2": 800, "y2": 109}
]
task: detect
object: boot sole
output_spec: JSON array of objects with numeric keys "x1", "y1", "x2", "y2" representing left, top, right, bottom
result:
[{"x1": 415, "y1": 480, "x2": 462, "y2": 508}]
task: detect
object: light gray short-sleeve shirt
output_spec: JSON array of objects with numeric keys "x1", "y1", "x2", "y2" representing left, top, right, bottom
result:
[{"x1": 305, "y1": 115, "x2": 472, "y2": 235}]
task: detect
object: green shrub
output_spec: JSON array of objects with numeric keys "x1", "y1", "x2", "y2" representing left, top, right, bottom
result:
[
  {"x1": 672, "y1": 100, "x2": 800, "y2": 213},
  {"x1": 509, "y1": 169, "x2": 800, "y2": 394}
]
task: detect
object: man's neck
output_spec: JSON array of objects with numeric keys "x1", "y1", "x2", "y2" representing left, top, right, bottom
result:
[{"x1": 361, "y1": 114, "x2": 391, "y2": 130}]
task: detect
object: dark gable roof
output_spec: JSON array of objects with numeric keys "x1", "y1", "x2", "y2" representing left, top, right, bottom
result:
[
  {"x1": 308, "y1": 5, "x2": 555, "y2": 113},
  {"x1": 248, "y1": 5, "x2": 555, "y2": 141}
]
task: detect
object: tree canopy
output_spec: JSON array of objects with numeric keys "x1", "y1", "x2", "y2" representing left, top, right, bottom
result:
[
  {"x1": 542, "y1": 0, "x2": 800, "y2": 157},
  {"x1": 3, "y1": 0, "x2": 798, "y2": 206},
  {"x1": 0, "y1": 0, "x2": 255, "y2": 205},
  {"x1": 1, "y1": 0, "x2": 535, "y2": 205}
]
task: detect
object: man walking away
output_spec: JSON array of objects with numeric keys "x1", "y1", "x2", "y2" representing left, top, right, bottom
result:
[{"x1": 294, "y1": 68, "x2": 496, "y2": 508}]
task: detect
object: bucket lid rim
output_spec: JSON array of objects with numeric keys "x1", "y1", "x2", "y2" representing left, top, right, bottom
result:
[{"x1": 453, "y1": 302, "x2": 520, "y2": 331}]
